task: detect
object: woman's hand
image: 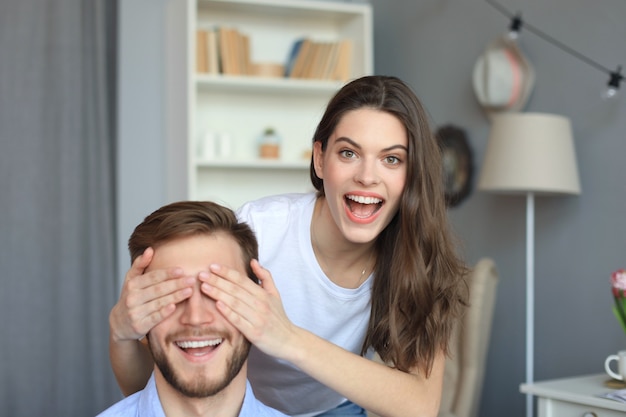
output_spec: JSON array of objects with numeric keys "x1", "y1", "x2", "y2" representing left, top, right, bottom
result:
[
  {"x1": 110, "y1": 247, "x2": 195, "y2": 341},
  {"x1": 199, "y1": 260, "x2": 298, "y2": 359}
]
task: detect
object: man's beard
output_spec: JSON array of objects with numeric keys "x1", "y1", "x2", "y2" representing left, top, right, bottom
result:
[{"x1": 151, "y1": 336, "x2": 251, "y2": 398}]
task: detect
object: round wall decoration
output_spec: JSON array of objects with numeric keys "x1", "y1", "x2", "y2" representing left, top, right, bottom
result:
[{"x1": 436, "y1": 124, "x2": 474, "y2": 208}]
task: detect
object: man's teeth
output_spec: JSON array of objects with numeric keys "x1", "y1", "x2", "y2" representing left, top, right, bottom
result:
[
  {"x1": 176, "y1": 339, "x2": 222, "y2": 349},
  {"x1": 346, "y1": 195, "x2": 382, "y2": 204}
]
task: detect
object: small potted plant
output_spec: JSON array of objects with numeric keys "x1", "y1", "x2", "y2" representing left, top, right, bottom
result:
[{"x1": 258, "y1": 127, "x2": 281, "y2": 159}]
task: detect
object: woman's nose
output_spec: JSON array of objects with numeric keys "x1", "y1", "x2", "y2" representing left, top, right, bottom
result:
[{"x1": 354, "y1": 158, "x2": 380, "y2": 186}]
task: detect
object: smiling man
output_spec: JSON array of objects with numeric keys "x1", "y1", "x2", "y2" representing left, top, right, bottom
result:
[{"x1": 98, "y1": 201, "x2": 286, "y2": 417}]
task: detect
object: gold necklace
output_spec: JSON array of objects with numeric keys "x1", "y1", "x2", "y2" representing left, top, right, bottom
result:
[{"x1": 355, "y1": 265, "x2": 370, "y2": 287}]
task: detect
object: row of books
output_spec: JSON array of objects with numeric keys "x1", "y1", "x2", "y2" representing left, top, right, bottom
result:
[
  {"x1": 285, "y1": 38, "x2": 353, "y2": 81},
  {"x1": 195, "y1": 27, "x2": 353, "y2": 81},
  {"x1": 196, "y1": 27, "x2": 251, "y2": 76}
]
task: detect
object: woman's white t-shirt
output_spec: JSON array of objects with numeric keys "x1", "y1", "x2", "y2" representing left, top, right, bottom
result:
[{"x1": 237, "y1": 193, "x2": 374, "y2": 417}]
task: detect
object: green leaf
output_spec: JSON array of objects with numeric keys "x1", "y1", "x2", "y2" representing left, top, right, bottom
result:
[{"x1": 613, "y1": 305, "x2": 626, "y2": 334}]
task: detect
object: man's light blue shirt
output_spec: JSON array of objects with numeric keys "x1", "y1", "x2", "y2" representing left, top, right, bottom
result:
[{"x1": 96, "y1": 373, "x2": 288, "y2": 417}]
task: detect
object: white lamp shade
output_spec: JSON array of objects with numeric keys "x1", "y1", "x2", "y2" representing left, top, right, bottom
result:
[{"x1": 478, "y1": 112, "x2": 581, "y2": 195}]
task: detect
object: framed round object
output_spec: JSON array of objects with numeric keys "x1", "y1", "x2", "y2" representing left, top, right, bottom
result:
[{"x1": 436, "y1": 125, "x2": 473, "y2": 208}]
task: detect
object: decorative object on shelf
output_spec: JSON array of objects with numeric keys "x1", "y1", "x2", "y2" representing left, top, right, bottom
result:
[
  {"x1": 472, "y1": 34, "x2": 535, "y2": 117},
  {"x1": 478, "y1": 112, "x2": 581, "y2": 417},
  {"x1": 258, "y1": 127, "x2": 281, "y2": 159},
  {"x1": 611, "y1": 269, "x2": 626, "y2": 335},
  {"x1": 197, "y1": 131, "x2": 217, "y2": 161},
  {"x1": 218, "y1": 132, "x2": 232, "y2": 158},
  {"x1": 250, "y1": 62, "x2": 285, "y2": 78},
  {"x1": 301, "y1": 149, "x2": 312, "y2": 161},
  {"x1": 197, "y1": 131, "x2": 232, "y2": 161},
  {"x1": 484, "y1": 0, "x2": 624, "y2": 99},
  {"x1": 436, "y1": 125, "x2": 474, "y2": 208}
]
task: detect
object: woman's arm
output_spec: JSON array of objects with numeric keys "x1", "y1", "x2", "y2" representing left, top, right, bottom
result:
[
  {"x1": 201, "y1": 261, "x2": 444, "y2": 417},
  {"x1": 287, "y1": 329, "x2": 445, "y2": 417},
  {"x1": 109, "y1": 329, "x2": 154, "y2": 396},
  {"x1": 109, "y1": 247, "x2": 195, "y2": 395}
]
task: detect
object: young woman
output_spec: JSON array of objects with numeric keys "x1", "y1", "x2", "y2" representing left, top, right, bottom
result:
[{"x1": 109, "y1": 75, "x2": 468, "y2": 417}]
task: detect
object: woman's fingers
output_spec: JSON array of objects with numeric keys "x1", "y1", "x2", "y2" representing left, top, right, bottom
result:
[
  {"x1": 200, "y1": 265, "x2": 262, "y2": 325},
  {"x1": 125, "y1": 267, "x2": 190, "y2": 306},
  {"x1": 110, "y1": 248, "x2": 194, "y2": 341},
  {"x1": 125, "y1": 279, "x2": 194, "y2": 330},
  {"x1": 200, "y1": 262, "x2": 295, "y2": 357},
  {"x1": 251, "y1": 259, "x2": 278, "y2": 294}
]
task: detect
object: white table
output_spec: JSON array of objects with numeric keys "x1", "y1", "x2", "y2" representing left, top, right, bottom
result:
[{"x1": 520, "y1": 374, "x2": 626, "y2": 417}]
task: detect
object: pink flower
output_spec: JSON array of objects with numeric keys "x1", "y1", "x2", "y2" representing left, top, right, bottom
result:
[
  {"x1": 612, "y1": 269, "x2": 626, "y2": 289},
  {"x1": 611, "y1": 269, "x2": 626, "y2": 335}
]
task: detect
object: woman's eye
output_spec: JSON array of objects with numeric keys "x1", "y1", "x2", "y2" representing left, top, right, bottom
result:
[
  {"x1": 385, "y1": 155, "x2": 401, "y2": 165},
  {"x1": 340, "y1": 150, "x2": 356, "y2": 159}
]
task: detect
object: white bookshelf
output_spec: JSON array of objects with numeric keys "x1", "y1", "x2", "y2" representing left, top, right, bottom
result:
[{"x1": 185, "y1": 0, "x2": 373, "y2": 209}]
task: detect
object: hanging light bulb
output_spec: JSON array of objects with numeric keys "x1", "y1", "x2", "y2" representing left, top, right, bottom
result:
[
  {"x1": 602, "y1": 66, "x2": 622, "y2": 100},
  {"x1": 507, "y1": 14, "x2": 523, "y2": 40}
]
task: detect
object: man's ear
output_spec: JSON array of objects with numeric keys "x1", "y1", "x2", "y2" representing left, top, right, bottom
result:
[{"x1": 313, "y1": 141, "x2": 324, "y2": 179}]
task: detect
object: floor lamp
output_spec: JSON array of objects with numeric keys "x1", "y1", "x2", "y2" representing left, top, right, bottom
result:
[{"x1": 478, "y1": 113, "x2": 581, "y2": 417}]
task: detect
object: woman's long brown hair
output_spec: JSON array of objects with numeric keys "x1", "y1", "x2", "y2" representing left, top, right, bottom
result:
[{"x1": 310, "y1": 75, "x2": 468, "y2": 376}]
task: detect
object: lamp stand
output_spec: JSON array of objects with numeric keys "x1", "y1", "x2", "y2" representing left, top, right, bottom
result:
[{"x1": 525, "y1": 192, "x2": 535, "y2": 417}]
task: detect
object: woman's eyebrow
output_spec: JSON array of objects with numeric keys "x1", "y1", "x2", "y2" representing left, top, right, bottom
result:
[
  {"x1": 335, "y1": 136, "x2": 360, "y2": 148},
  {"x1": 383, "y1": 144, "x2": 408, "y2": 152},
  {"x1": 335, "y1": 137, "x2": 408, "y2": 153}
]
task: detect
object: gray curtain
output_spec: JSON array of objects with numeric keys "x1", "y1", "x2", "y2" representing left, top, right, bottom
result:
[{"x1": 0, "y1": 1, "x2": 120, "y2": 415}]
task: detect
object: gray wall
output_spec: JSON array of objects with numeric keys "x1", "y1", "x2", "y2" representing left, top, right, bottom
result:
[
  {"x1": 117, "y1": 0, "x2": 168, "y2": 279},
  {"x1": 118, "y1": 1, "x2": 626, "y2": 416},
  {"x1": 117, "y1": 0, "x2": 187, "y2": 281},
  {"x1": 370, "y1": 0, "x2": 626, "y2": 416}
]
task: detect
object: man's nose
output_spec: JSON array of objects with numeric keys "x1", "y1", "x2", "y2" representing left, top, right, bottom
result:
[{"x1": 179, "y1": 283, "x2": 217, "y2": 325}]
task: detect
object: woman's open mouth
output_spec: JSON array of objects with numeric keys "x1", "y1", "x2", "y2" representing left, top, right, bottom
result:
[{"x1": 345, "y1": 194, "x2": 383, "y2": 219}]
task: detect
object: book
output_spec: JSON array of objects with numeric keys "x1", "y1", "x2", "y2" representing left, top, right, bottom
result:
[
  {"x1": 218, "y1": 27, "x2": 251, "y2": 76},
  {"x1": 306, "y1": 41, "x2": 327, "y2": 79},
  {"x1": 331, "y1": 39, "x2": 353, "y2": 81},
  {"x1": 322, "y1": 41, "x2": 341, "y2": 80},
  {"x1": 317, "y1": 42, "x2": 337, "y2": 80},
  {"x1": 302, "y1": 41, "x2": 325, "y2": 79},
  {"x1": 284, "y1": 38, "x2": 305, "y2": 77},
  {"x1": 196, "y1": 30, "x2": 208, "y2": 73},
  {"x1": 226, "y1": 28, "x2": 240, "y2": 75},
  {"x1": 217, "y1": 27, "x2": 232, "y2": 74},
  {"x1": 239, "y1": 32, "x2": 251, "y2": 75},
  {"x1": 206, "y1": 28, "x2": 220, "y2": 74},
  {"x1": 289, "y1": 39, "x2": 313, "y2": 79}
]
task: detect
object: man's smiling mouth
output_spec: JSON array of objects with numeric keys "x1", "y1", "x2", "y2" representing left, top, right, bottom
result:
[{"x1": 176, "y1": 338, "x2": 223, "y2": 356}]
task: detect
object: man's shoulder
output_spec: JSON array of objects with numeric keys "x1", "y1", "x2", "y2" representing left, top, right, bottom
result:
[
  {"x1": 241, "y1": 382, "x2": 289, "y2": 417},
  {"x1": 97, "y1": 374, "x2": 163, "y2": 417},
  {"x1": 95, "y1": 392, "x2": 141, "y2": 417},
  {"x1": 246, "y1": 403, "x2": 289, "y2": 417}
]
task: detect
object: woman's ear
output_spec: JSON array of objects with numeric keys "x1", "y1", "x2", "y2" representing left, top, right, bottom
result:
[{"x1": 313, "y1": 141, "x2": 324, "y2": 179}]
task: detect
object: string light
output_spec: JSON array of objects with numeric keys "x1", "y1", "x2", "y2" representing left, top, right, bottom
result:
[
  {"x1": 603, "y1": 66, "x2": 623, "y2": 99},
  {"x1": 485, "y1": 0, "x2": 623, "y2": 99}
]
